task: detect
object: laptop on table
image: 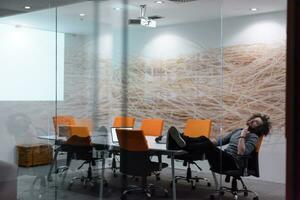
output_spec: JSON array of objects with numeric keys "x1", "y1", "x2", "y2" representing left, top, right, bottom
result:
[{"x1": 111, "y1": 127, "x2": 133, "y2": 143}]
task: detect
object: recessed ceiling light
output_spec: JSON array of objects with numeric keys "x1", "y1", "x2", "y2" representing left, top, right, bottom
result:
[
  {"x1": 24, "y1": 6, "x2": 31, "y2": 10},
  {"x1": 113, "y1": 7, "x2": 121, "y2": 11},
  {"x1": 250, "y1": 8, "x2": 258, "y2": 12},
  {"x1": 79, "y1": 13, "x2": 85, "y2": 17},
  {"x1": 155, "y1": 0, "x2": 164, "y2": 4}
]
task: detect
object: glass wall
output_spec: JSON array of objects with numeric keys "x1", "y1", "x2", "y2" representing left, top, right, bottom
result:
[{"x1": 0, "y1": 0, "x2": 286, "y2": 200}]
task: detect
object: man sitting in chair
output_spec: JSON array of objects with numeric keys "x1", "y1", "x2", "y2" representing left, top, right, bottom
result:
[{"x1": 167, "y1": 113, "x2": 271, "y2": 171}]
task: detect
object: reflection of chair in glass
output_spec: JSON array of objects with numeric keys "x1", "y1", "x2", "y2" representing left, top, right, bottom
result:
[
  {"x1": 111, "y1": 116, "x2": 135, "y2": 177},
  {"x1": 116, "y1": 129, "x2": 168, "y2": 200},
  {"x1": 174, "y1": 119, "x2": 212, "y2": 189},
  {"x1": 210, "y1": 137, "x2": 263, "y2": 200},
  {"x1": 140, "y1": 118, "x2": 164, "y2": 180}
]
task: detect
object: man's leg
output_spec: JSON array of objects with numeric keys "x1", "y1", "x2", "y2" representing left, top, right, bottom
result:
[
  {"x1": 167, "y1": 126, "x2": 186, "y2": 148},
  {"x1": 206, "y1": 148, "x2": 239, "y2": 172},
  {"x1": 183, "y1": 135, "x2": 215, "y2": 152}
]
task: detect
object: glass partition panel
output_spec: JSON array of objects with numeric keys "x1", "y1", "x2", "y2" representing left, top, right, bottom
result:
[
  {"x1": 219, "y1": 1, "x2": 287, "y2": 199},
  {"x1": 125, "y1": 0, "x2": 224, "y2": 198},
  {"x1": 1, "y1": 0, "x2": 286, "y2": 200},
  {"x1": 0, "y1": 1, "x2": 57, "y2": 199}
]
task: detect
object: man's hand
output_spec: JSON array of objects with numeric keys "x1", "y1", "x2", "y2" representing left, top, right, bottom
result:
[
  {"x1": 240, "y1": 127, "x2": 250, "y2": 137},
  {"x1": 210, "y1": 138, "x2": 217, "y2": 145}
]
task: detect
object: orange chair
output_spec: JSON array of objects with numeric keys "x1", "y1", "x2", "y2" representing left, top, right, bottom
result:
[
  {"x1": 183, "y1": 119, "x2": 212, "y2": 138},
  {"x1": 140, "y1": 118, "x2": 164, "y2": 136},
  {"x1": 52, "y1": 115, "x2": 76, "y2": 134},
  {"x1": 174, "y1": 119, "x2": 212, "y2": 189},
  {"x1": 140, "y1": 118, "x2": 165, "y2": 180},
  {"x1": 77, "y1": 118, "x2": 93, "y2": 133},
  {"x1": 113, "y1": 116, "x2": 135, "y2": 128},
  {"x1": 111, "y1": 116, "x2": 136, "y2": 176},
  {"x1": 116, "y1": 129, "x2": 168, "y2": 199}
]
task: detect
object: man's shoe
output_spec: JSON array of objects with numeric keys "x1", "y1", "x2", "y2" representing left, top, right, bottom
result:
[{"x1": 166, "y1": 126, "x2": 186, "y2": 150}]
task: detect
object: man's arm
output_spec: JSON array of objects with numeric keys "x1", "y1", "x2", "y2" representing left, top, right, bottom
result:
[
  {"x1": 212, "y1": 130, "x2": 237, "y2": 146},
  {"x1": 238, "y1": 127, "x2": 259, "y2": 155},
  {"x1": 237, "y1": 128, "x2": 248, "y2": 155}
]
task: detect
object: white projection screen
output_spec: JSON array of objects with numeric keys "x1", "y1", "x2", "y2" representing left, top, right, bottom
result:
[{"x1": 0, "y1": 23, "x2": 64, "y2": 101}]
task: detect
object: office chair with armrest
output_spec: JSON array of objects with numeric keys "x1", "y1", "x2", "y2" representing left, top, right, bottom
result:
[
  {"x1": 174, "y1": 119, "x2": 212, "y2": 189},
  {"x1": 116, "y1": 129, "x2": 168, "y2": 200},
  {"x1": 210, "y1": 137, "x2": 263, "y2": 200},
  {"x1": 111, "y1": 116, "x2": 136, "y2": 177},
  {"x1": 140, "y1": 118, "x2": 164, "y2": 180},
  {"x1": 66, "y1": 126, "x2": 107, "y2": 190}
]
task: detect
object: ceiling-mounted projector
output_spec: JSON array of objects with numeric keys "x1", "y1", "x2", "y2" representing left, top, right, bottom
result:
[
  {"x1": 140, "y1": 18, "x2": 157, "y2": 28},
  {"x1": 129, "y1": 5, "x2": 163, "y2": 28}
]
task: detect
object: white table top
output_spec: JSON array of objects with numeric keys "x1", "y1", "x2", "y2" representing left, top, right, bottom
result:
[{"x1": 38, "y1": 134, "x2": 185, "y2": 154}]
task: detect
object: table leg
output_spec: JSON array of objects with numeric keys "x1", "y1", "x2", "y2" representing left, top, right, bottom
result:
[{"x1": 171, "y1": 152, "x2": 176, "y2": 200}]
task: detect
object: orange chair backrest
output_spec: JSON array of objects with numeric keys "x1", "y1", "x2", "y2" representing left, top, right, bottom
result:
[
  {"x1": 77, "y1": 118, "x2": 93, "y2": 132},
  {"x1": 53, "y1": 115, "x2": 76, "y2": 134},
  {"x1": 69, "y1": 126, "x2": 91, "y2": 137},
  {"x1": 113, "y1": 116, "x2": 135, "y2": 128},
  {"x1": 255, "y1": 136, "x2": 264, "y2": 152},
  {"x1": 140, "y1": 118, "x2": 164, "y2": 136},
  {"x1": 183, "y1": 119, "x2": 212, "y2": 138},
  {"x1": 116, "y1": 129, "x2": 148, "y2": 152}
]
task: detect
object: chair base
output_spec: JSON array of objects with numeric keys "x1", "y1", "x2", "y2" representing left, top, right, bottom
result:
[
  {"x1": 210, "y1": 187, "x2": 259, "y2": 200},
  {"x1": 121, "y1": 184, "x2": 168, "y2": 200},
  {"x1": 174, "y1": 176, "x2": 211, "y2": 189},
  {"x1": 68, "y1": 175, "x2": 108, "y2": 190}
]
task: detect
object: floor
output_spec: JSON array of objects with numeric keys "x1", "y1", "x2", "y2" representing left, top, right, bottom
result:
[{"x1": 17, "y1": 162, "x2": 285, "y2": 200}]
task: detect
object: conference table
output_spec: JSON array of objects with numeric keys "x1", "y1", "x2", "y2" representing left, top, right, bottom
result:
[{"x1": 39, "y1": 133, "x2": 186, "y2": 200}]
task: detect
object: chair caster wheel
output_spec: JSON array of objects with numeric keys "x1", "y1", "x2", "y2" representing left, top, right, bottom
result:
[
  {"x1": 113, "y1": 173, "x2": 118, "y2": 177},
  {"x1": 145, "y1": 191, "x2": 152, "y2": 199},
  {"x1": 191, "y1": 181, "x2": 196, "y2": 190},
  {"x1": 244, "y1": 191, "x2": 248, "y2": 196},
  {"x1": 207, "y1": 182, "x2": 211, "y2": 187},
  {"x1": 253, "y1": 197, "x2": 259, "y2": 200}
]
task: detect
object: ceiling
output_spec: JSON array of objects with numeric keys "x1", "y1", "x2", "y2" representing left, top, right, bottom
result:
[{"x1": 0, "y1": 0, "x2": 287, "y2": 34}]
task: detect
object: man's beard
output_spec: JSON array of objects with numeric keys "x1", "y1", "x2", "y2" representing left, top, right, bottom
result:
[{"x1": 248, "y1": 126, "x2": 261, "y2": 134}]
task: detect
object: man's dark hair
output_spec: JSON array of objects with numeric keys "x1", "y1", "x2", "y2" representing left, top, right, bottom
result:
[{"x1": 247, "y1": 113, "x2": 271, "y2": 136}]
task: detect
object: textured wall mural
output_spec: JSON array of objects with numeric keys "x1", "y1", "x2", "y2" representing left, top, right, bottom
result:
[{"x1": 111, "y1": 43, "x2": 285, "y2": 135}]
